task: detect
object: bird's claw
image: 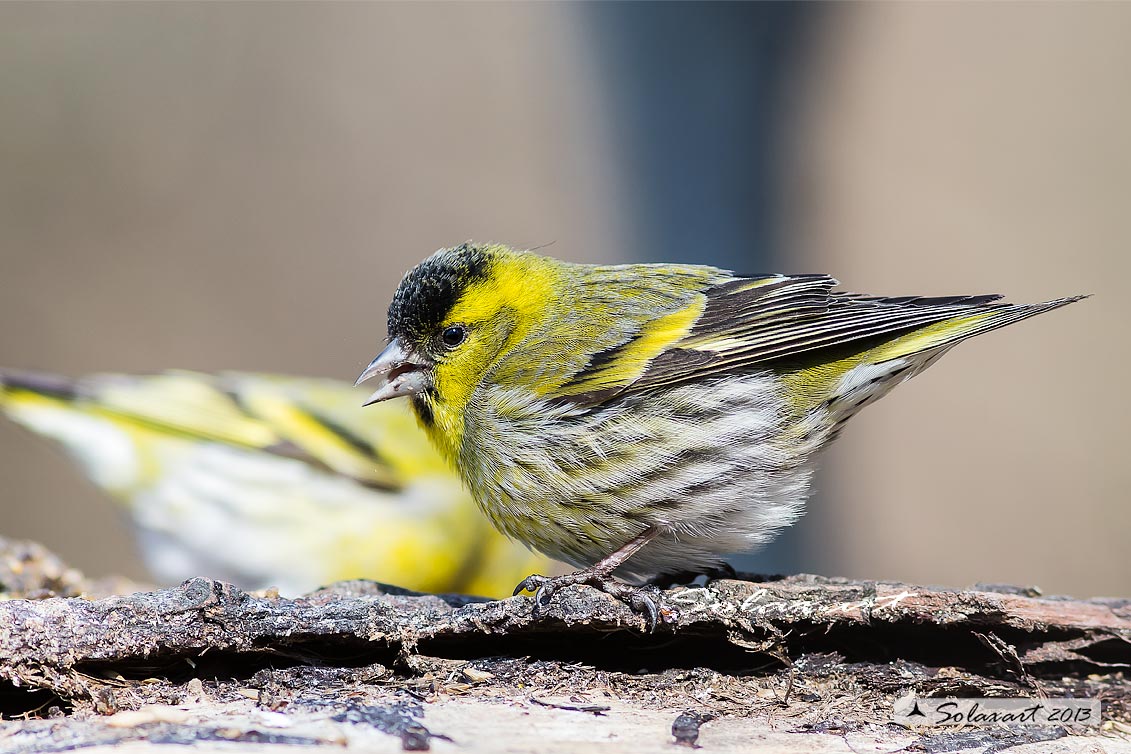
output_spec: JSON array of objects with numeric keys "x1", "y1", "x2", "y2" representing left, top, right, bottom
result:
[
  {"x1": 512, "y1": 574, "x2": 544, "y2": 598},
  {"x1": 535, "y1": 583, "x2": 556, "y2": 609},
  {"x1": 512, "y1": 572, "x2": 669, "y2": 632},
  {"x1": 629, "y1": 588, "x2": 660, "y2": 631},
  {"x1": 512, "y1": 574, "x2": 558, "y2": 608}
]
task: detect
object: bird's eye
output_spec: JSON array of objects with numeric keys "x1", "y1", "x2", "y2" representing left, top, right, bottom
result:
[{"x1": 441, "y1": 325, "x2": 467, "y2": 347}]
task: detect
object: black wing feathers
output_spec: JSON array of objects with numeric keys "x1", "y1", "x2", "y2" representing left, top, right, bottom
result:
[{"x1": 619, "y1": 275, "x2": 1073, "y2": 397}]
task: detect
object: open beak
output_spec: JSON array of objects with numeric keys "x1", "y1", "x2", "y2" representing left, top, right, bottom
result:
[{"x1": 354, "y1": 337, "x2": 431, "y2": 406}]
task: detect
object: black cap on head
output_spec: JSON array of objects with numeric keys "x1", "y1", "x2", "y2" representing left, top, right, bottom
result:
[{"x1": 386, "y1": 243, "x2": 492, "y2": 343}]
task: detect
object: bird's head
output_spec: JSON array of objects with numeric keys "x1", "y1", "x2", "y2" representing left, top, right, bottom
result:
[{"x1": 356, "y1": 243, "x2": 561, "y2": 444}]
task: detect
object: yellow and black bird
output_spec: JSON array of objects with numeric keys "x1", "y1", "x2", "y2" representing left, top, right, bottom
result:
[
  {"x1": 356, "y1": 242, "x2": 1084, "y2": 624},
  {"x1": 0, "y1": 369, "x2": 552, "y2": 596}
]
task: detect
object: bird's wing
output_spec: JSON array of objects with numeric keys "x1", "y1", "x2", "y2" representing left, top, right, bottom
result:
[
  {"x1": 549, "y1": 273, "x2": 1082, "y2": 406},
  {"x1": 0, "y1": 370, "x2": 447, "y2": 489}
]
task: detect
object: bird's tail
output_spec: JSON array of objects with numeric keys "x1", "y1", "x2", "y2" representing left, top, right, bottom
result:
[{"x1": 867, "y1": 295, "x2": 1088, "y2": 364}]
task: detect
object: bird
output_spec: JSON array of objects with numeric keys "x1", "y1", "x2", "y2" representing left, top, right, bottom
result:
[
  {"x1": 0, "y1": 369, "x2": 553, "y2": 597},
  {"x1": 355, "y1": 242, "x2": 1085, "y2": 626}
]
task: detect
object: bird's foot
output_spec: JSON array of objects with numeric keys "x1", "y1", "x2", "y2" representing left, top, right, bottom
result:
[{"x1": 512, "y1": 571, "x2": 667, "y2": 631}]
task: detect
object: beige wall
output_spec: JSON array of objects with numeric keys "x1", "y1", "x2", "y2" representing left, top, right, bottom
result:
[
  {"x1": 787, "y1": 3, "x2": 1130, "y2": 596},
  {"x1": 0, "y1": 3, "x2": 622, "y2": 580}
]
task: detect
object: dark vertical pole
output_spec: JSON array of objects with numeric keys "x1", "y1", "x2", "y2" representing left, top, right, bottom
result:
[{"x1": 582, "y1": 2, "x2": 822, "y2": 574}]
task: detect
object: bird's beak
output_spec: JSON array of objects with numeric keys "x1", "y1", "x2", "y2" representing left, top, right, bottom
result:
[{"x1": 354, "y1": 337, "x2": 431, "y2": 406}]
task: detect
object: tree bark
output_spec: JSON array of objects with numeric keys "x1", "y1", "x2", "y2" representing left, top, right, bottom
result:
[{"x1": 1, "y1": 537, "x2": 1128, "y2": 753}]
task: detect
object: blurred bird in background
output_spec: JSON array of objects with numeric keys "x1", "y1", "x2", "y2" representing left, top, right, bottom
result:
[{"x1": 0, "y1": 369, "x2": 553, "y2": 597}]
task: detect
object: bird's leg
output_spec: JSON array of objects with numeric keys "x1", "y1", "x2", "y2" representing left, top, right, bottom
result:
[{"x1": 512, "y1": 527, "x2": 668, "y2": 629}]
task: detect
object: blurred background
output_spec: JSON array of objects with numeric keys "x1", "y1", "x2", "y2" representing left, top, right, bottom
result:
[{"x1": 1, "y1": 3, "x2": 1126, "y2": 597}]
